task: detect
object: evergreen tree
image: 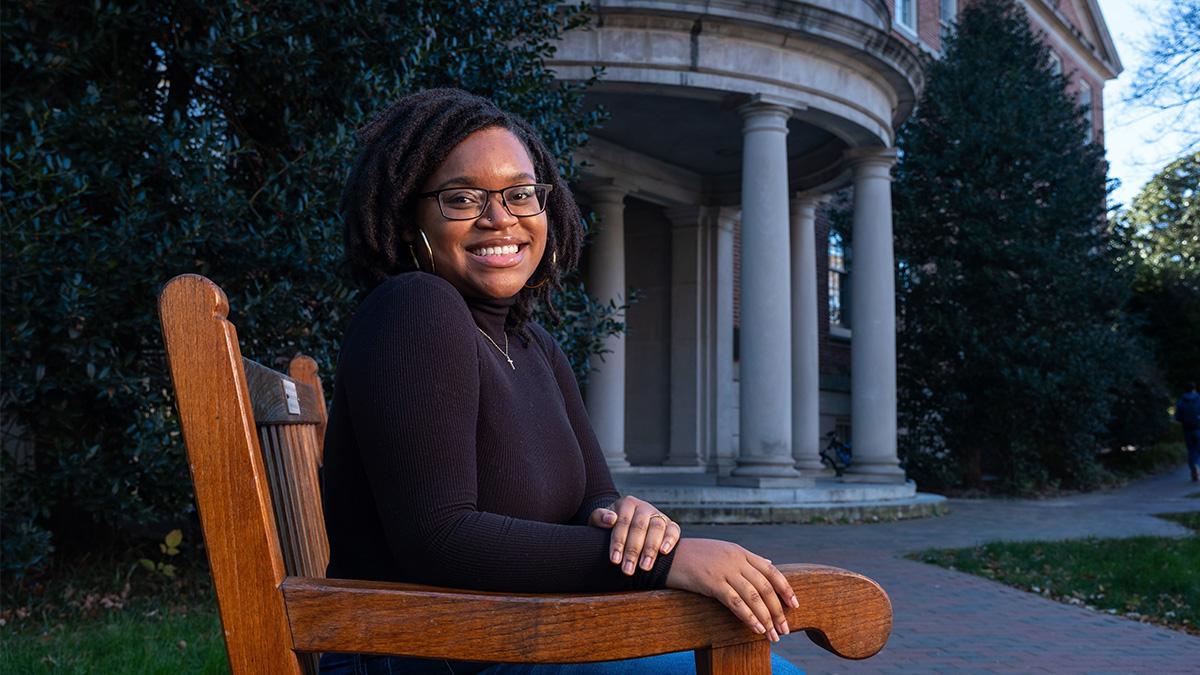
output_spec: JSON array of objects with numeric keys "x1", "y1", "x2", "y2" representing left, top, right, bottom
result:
[
  {"x1": 1120, "y1": 152, "x2": 1200, "y2": 394},
  {"x1": 1, "y1": 1, "x2": 612, "y2": 575},
  {"x1": 892, "y1": 0, "x2": 1163, "y2": 491}
]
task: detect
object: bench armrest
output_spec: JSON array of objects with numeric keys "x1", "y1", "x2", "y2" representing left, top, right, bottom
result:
[{"x1": 281, "y1": 563, "x2": 891, "y2": 663}]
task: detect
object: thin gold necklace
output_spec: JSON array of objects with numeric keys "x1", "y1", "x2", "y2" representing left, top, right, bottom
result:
[{"x1": 476, "y1": 326, "x2": 515, "y2": 370}]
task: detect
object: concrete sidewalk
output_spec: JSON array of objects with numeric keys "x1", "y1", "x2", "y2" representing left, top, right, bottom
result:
[{"x1": 684, "y1": 466, "x2": 1200, "y2": 674}]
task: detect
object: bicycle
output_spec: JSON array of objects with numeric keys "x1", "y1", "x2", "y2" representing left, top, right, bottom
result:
[{"x1": 820, "y1": 429, "x2": 853, "y2": 477}]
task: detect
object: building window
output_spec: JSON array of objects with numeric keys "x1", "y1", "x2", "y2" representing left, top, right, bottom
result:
[
  {"x1": 939, "y1": 0, "x2": 957, "y2": 42},
  {"x1": 940, "y1": 0, "x2": 957, "y2": 25},
  {"x1": 1048, "y1": 50, "x2": 1062, "y2": 76},
  {"x1": 1079, "y1": 80, "x2": 1094, "y2": 142},
  {"x1": 896, "y1": 0, "x2": 917, "y2": 34},
  {"x1": 828, "y1": 230, "x2": 848, "y2": 327}
]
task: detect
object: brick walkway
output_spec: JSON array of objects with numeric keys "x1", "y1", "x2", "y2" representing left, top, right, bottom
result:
[{"x1": 684, "y1": 466, "x2": 1200, "y2": 674}]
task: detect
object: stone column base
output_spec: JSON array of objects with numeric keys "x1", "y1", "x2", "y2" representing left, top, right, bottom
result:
[
  {"x1": 840, "y1": 467, "x2": 908, "y2": 484},
  {"x1": 801, "y1": 465, "x2": 838, "y2": 478},
  {"x1": 718, "y1": 474, "x2": 816, "y2": 488},
  {"x1": 605, "y1": 458, "x2": 634, "y2": 471},
  {"x1": 616, "y1": 464, "x2": 708, "y2": 474}
]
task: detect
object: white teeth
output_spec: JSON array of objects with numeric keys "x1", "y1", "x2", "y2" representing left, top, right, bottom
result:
[{"x1": 471, "y1": 244, "x2": 519, "y2": 257}]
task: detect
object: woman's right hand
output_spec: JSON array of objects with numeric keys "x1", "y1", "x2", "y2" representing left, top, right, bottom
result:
[{"x1": 664, "y1": 538, "x2": 799, "y2": 643}]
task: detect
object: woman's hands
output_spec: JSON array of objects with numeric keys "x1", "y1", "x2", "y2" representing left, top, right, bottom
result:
[
  {"x1": 588, "y1": 504, "x2": 797, "y2": 643},
  {"x1": 664, "y1": 538, "x2": 799, "y2": 643},
  {"x1": 588, "y1": 495, "x2": 681, "y2": 575}
]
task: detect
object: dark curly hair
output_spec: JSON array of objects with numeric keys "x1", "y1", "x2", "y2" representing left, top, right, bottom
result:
[{"x1": 340, "y1": 88, "x2": 584, "y2": 339}]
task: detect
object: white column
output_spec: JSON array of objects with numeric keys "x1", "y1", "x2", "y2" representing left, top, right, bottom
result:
[
  {"x1": 586, "y1": 184, "x2": 631, "y2": 470},
  {"x1": 791, "y1": 192, "x2": 828, "y2": 474},
  {"x1": 712, "y1": 208, "x2": 738, "y2": 475},
  {"x1": 843, "y1": 148, "x2": 906, "y2": 483},
  {"x1": 722, "y1": 99, "x2": 807, "y2": 487},
  {"x1": 665, "y1": 206, "x2": 707, "y2": 467}
]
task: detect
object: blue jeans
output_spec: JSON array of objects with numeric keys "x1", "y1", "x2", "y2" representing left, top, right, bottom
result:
[{"x1": 318, "y1": 651, "x2": 805, "y2": 674}]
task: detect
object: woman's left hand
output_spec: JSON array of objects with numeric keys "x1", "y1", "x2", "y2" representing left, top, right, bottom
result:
[{"x1": 588, "y1": 496, "x2": 682, "y2": 576}]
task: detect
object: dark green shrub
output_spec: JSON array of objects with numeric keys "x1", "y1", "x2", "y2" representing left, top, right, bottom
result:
[
  {"x1": 1100, "y1": 441, "x2": 1187, "y2": 479},
  {"x1": 1, "y1": 0, "x2": 613, "y2": 576}
]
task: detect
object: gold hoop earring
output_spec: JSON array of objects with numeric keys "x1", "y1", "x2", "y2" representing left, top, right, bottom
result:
[
  {"x1": 418, "y1": 229, "x2": 436, "y2": 274},
  {"x1": 408, "y1": 243, "x2": 422, "y2": 272}
]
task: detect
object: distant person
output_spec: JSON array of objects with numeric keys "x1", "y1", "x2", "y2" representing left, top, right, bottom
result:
[{"x1": 1175, "y1": 381, "x2": 1200, "y2": 482}]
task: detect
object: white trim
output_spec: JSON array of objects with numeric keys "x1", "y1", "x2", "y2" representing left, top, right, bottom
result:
[
  {"x1": 549, "y1": 7, "x2": 924, "y2": 148},
  {"x1": 892, "y1": 21, "x2": 919, "y2": 42},
  {"x1": 1081, "y1": 0, "x2": 1123, "y2": 74},
  {"x1": 1021, "y1": 0, "x2": 1119, "y2": 81}
]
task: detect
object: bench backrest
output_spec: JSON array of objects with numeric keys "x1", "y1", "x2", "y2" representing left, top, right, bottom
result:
[
  {"x1": 243, "y1": 357, "x2": 329, "y2": 579},
  {"x1": 158, "y1": 274, "x2": 327, "y2": 674}
]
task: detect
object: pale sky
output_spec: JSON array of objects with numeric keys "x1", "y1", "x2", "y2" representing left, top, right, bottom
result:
[{"x1": 1095, "y1": 0, "x2": 1195, "y2": 210}]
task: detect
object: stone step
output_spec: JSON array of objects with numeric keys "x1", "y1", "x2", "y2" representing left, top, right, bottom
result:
[
  {"x1": 611, "y1": 474, "x2": 947, "y2": 523},
  {"x1": 661, "y1": 494, "x2": 949, "y2": 524},
  {"x1": 615, "y1": 477, "x2": 920, "y2": 505}
]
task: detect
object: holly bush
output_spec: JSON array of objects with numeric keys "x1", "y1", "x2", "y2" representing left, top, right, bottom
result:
[{"x1": 1, "y1": 0, "x2": 613, "y2": 576}]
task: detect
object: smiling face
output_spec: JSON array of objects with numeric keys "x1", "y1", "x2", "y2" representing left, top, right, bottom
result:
[{"x1": 412, "y1": 127, "x2": 548, "y2": 300}]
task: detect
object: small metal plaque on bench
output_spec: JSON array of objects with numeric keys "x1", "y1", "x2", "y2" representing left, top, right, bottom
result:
[{"x1": 282, "y1": 380, "x2": 301, "y2": 415}]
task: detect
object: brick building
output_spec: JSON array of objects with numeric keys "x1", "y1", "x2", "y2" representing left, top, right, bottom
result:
[{"x1": 547, "y1": 0, "x2": 1121, "y2": 488}]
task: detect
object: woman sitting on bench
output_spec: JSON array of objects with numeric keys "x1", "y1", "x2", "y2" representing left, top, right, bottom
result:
[{"x1": 320, "y1": 88, "x2": 804, "y2": 675}]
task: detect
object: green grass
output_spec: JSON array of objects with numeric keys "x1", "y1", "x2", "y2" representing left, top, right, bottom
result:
[
  {"x1": 2, "y1": 545, "x2": 228, "y2": 674},
  {"x1": 909, "y1": 511, "x2": 1200, "y2": 635},
  {"x1": 0, "y1": 610, "x2": 228, "y2": 674},
  {"x1": 1158, "y1": 510, "x2": 1200, "y2": 530}
]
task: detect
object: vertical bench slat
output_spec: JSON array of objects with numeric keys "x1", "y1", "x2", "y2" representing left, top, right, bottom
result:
[
  {"x1": 258, "y1": 427, "x2": 296, "y2": 576},
  {"x1": 281, "y1": 425, "x2": 314, "y2": 577},
  {"x1": 298, "y1": 426, "x2": 330, "y2": 575},
  {"x1": 289, "y1": 424, "x2": 329, "y2": 575},
  {"x1": 269, "y1": 426, "x2": 300, "y2": 574}
]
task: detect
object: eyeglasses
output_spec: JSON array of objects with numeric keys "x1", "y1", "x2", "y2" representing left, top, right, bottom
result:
[{"x1": 418, "y1": 183, "x2": 554, "y2": 221}]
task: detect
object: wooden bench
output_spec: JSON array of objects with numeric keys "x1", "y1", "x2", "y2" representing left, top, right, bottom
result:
[{"x1": 157, "y1": 273, "x2": 892, "y2": 675}]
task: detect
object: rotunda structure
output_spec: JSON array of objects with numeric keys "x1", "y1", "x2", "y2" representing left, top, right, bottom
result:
[{"x1": 549, "y1": 1, "x2": 923, "y2": 496}]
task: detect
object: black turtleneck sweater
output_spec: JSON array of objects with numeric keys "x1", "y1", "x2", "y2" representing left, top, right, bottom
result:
[{"x1": 321, "y1": 271, "x2": 675, "y2": 592}]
